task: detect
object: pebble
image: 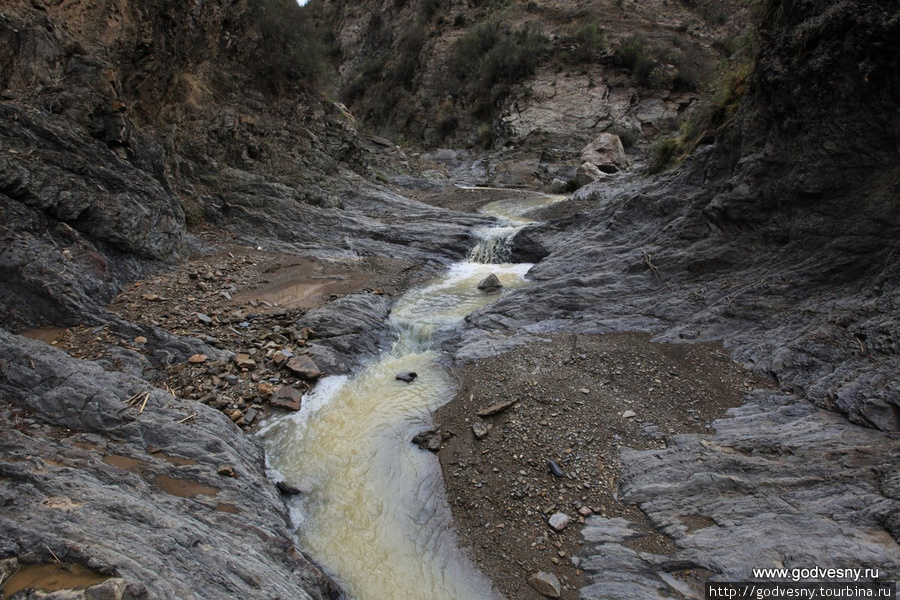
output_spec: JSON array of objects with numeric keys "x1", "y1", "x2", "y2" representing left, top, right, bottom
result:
[
  {"x1": 622, "y1": 409, "x2": 636, "y2": 418},
  {"x1": 134, "y1": 336, "x2": 147, "y2": 344},
  {"x1": 547, "y1": 460, "x2": 564, "y2": 478},
  {"x1": 188, "y1": 354, "x2": 208, "y2": 364},
  {"x1": 196, "y1": 313, "x2": 213, "y2": 324},
  {"x1": 472, "y1": 420, "x2": 489, "y2": 440}
]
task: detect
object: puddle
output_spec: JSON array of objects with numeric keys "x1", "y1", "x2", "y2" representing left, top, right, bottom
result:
[
  {"x1": 102, "y1": 455, "x2": 146, "y2": 472},
  {"x1": 20, "y1": 327, "x2": 69, "y2": 345},
  {"x1": 1, "y1": 564, "x2": 109, "y2": 599},
  {"x1": 214, "y1": 503, "x2": 241, "y2": 514},
  {"x1": 154, "y1": 474, "x2": 218, "y2": 498}
]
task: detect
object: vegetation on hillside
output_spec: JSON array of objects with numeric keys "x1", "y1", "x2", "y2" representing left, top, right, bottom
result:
[
  {"x1": 249, "y1": 0, "x2": 336, "y2": 92},
  {"x1": 446, "y1": 19, "x2": 548, "y2": 120}
]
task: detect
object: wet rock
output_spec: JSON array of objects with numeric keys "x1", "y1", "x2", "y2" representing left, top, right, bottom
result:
[
  {"x1": 476, "y1": 274, "x2": 503, "y2": 293},
  {"x1": 548, "y1": 512, "x2": 570, "y2": 532},
  {"x1": 471, "y1": 420, "x2": 489, "y2": 440},
  {"x1": 270, "y1": 386, "x2": 303, "y2": 411},
  {"x1": 276, "y1": 480, "x2": 302, "y2": 496},
  {"x1": 295, "y1": 294, "x2": 393, "y2": 375},
  {"x1": 412, "y1": 429, "x2": 442, "y2": 452},
  {"x1": 285, "y1": 355, "x2": 322, "y2": 380},
  {"x1": 243, "y1": 407, "x2": 258, "y2": 425},
  {"x1": 395, "y1": 371, "x2": 418, "y2": 383},
  {"x1": 547, "y1": 460, "x2": 564, "y2": 478},
  {"x1": 527, "y1": 571, "x2": 561, "y2": 598}
]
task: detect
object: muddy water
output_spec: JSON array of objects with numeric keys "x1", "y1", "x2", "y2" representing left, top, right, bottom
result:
[
  {"x1": 260, "y1": 192, "x2": 562, "y2": 600},
  {"x1": 1, "y1": 564, "x2": 109, "y2": 599}
]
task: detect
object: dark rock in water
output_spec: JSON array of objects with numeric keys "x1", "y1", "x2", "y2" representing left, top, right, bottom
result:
[
  {"x1": 270, "y1": 386, "x2": 303, "y2": 411},
  {"x1": 396, "y1": 371, "x2": 417, "y2": 383},
  {"x1": 412, "y1": 429, "x2": 443, "y2": 452},
  {"x1": 547, "y1": 460, "x2": 564, "y2": 478},
  {"x1": 276, "y1": 480, "x2": 302, "y2": 496},
  {"x1": 477, "y1": 274, "x2": 503, "y2": 293},
  {"x1": 284, "y1": 355, "x2": 322, "y2": 380}
]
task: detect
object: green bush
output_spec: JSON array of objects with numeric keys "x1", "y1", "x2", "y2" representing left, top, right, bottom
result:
[
  {"x1": 568, "y1": 23, "x2": 607, "y2": 63},
  {"x1": 649, "y1": 56, "x2": 754, "y2": 172},
  {"x1": 447, "y1": 19, "x2": 548, "y2": 118},
  {"x1": 249, "y1": 0, "x2": 334, "y2": 91}
]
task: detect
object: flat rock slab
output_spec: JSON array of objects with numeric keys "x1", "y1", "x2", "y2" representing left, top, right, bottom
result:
[
  {"x1": 271, "y1": 386, "x2": 303, "y2": 411},
  {"x1": 477, "y1": 397, "x2": 519, "y2": 417}
]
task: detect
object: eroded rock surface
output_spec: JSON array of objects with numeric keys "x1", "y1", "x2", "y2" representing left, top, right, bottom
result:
[{"x1": 0, "y1": 330, "x2": 341, "y2": 600}]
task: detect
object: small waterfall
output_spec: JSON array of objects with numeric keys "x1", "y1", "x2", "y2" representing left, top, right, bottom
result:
[{"x1": 467, "y1": 225, "x2": 521, "y2": 264}]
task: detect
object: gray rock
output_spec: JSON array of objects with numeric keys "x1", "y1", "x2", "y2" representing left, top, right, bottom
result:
[
  {"x1": 548, "y1": 512, "x2": 570, "y2": 532},
  {"x1": 295, "y1": 294, "x2": 393, "y2": 375},
  {"x1": 527, "y1": 571, "x2": 561, "y2": 598},
  {"x1": 471, "y1": 420, "x2": 489, "y2": 440}
]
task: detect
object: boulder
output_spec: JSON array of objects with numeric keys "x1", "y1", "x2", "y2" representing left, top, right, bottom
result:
[{"x1": 580, "y1": 132, "x2": 630, "y2": 174}]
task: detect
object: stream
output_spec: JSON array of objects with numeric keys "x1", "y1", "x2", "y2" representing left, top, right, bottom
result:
[{"x1": 259, "y1": 191, "x2": 563, "y2": 600}]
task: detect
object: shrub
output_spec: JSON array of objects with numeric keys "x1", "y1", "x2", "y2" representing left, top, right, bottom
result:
[
  {"x1": 569, "y1": 23, "x2": 607, "y2": 63},
  {"x1": 649, "y1": 56, "x2": 754, "y2": 172},
  {"x1": 249, "y1": 0, "x2": 334, "y2": 91},
  {"x1": 447, "y1": 19, "x2": 548, "y2": 118}
]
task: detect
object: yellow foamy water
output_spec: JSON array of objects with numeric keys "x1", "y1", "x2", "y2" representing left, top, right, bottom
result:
[{"x1": 260, "y1": 193, "x2": 565, "y2": 600}]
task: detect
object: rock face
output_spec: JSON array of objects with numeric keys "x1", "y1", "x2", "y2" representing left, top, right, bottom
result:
[{"x1": 0, "y1": 330, "x2": 340, "y2": 600}]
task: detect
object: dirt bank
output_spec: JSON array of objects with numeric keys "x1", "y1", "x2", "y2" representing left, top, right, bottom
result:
[{"x1": 434, "y1": 332, "x2": 764, "y2": 599}]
